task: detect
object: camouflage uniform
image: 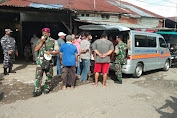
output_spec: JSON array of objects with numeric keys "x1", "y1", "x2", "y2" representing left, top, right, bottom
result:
[
  {"x1": 0, "y1": 35, "x2": 16, "y2": 68},
  {"x1": 34, "y1": 37, "x2": 59, "y2": 93},
  {"x1": 115, "y1": 42, "x2": 127, "y2": 81}
]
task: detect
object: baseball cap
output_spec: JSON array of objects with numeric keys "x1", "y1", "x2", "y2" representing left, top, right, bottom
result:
[
  {"x1": 42, "y1": 28, "x2": 50, "y2": 33},
  {"x1": 58, "y1": 32, "x2": 66, "y2": 36},
  {"x1": 5, "y1": 29, "x2": 13, "y2": 32}
]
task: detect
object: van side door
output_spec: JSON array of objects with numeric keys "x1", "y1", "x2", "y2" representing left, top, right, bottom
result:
[
  {"x1": 133, "y1": 35, "x2": 158, "y2": 71},
  {"x1": 145, "y1": 36, "x2": 159, "y2": 70},
  {"x1": 158, "y1": 37, "x2": 168, "y2": 68}
]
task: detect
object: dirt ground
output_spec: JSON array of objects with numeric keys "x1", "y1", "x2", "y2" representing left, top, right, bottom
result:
[{"x1": 0, "y1": 61, "x2": 177, "y2": 118}]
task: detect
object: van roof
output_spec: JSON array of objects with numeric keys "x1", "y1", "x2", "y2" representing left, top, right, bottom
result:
[
  {"x1": 130, "y1": 30, "x2": 163, "y2": 37},
  {"x1": 79, "y1": 25, "x2": 130, "y2": 31}
]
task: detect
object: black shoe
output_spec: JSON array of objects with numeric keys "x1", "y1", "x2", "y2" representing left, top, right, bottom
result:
[
  {"x1": 4, "y1": 68, "x2": 9, "y2": 75},
  {"x1": 43, "y1": 89, "x2": 50, "y2": 94},
  {"x1": 33, "y1": 92, "x2": 42, "y2": 97},
  {"x1": 9, "y1": 68, "x2": 16, "y2": 73},
  {"x1": 114, "y1": 80, "x2": 122, "y2": 84}
]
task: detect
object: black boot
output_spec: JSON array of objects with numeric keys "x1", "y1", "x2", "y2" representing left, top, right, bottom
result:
[
  {"x1": 4, "y1": 68, "x2": 9, "y2": 75},
  {"x1": 43, "y1": 89, "x2": 50, "y2": 94},
  {"x1": 114, "y1": 79, "x2": 122, "y2": 84},
  {"x1": 33, "y1": 92, "x2": 42, "y2": 97},
  {"x1": 9, "y1": 67, "x2": 16, "y2": 73}
]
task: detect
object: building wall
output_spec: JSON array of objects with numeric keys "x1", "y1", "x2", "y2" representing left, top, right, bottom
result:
[
  {"x1": 77, "y1": 13, "x2": 119, "y2": 22},
  {"x1": 119, "y1": 16, "x2": 138, "y2": 24},
  {"x1": 138, "y1": 17, "x2": 160, "y2": 28},
  {"x1": 76, "y1": 12, "x2": 161, "y2": 28}
]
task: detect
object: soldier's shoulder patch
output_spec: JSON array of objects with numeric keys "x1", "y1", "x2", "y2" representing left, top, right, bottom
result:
[{"x1": 50, "y1": 38, "x2": 56, "y2": 43}]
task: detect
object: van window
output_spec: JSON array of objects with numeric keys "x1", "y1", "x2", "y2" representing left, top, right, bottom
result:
[
  {"x1": 147, "y1": 37, "x2": 156, "y2": 47},
  {"x1": 135, "y1": 35, "x2": 148, "y2": 47},
  {"x1": 159, "y1": 38, "x2": 167, "y2": 48}
]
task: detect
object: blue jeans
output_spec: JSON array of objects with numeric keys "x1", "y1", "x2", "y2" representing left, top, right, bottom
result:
[
  {"x1": 57, "y1": 54, "x2": 61, "y2": 76},
  {"x1": 80, "y1": 59, "x2": 90, "y2": 82},
  {"x1": 77, "y1": 60, "x2": 81, "y2": 76}
]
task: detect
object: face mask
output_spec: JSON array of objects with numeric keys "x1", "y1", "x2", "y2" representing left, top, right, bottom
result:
[
  {"x1": 90, "y1": 36, "x2": 92, "y2": 40},
  {"x1": 9, "y1": 33, "x2": 12, "y2": 36},
  {"x1": 72, "y1": 36, "x2": 75, "y2": 40}
]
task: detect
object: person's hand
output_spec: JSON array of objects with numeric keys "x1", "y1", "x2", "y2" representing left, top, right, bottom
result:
[
  {"x1": 16, "y1": 51, "x2": 18, "y2": 56},
  {"x1": 8, "y1": 51, "x2": 12, "y2": 55},
  {"x1": 60, "y1": 61, "x2": 62, "y2": 65},
  {"x1": 127, "y1": 39, "x2": 130, "y2": 44},
  {"x1": 98, "y1": 54, "x2": 103, "y2": 58},
  {"x1": 45, "y1": 51, "x2": 51, "y2": 55},
  {"x1": 102, "y1": 54, "x2": 107, "y2": 58},
  {"x1": 76, "y1": 61, "x2": 78, "y2": 67},
  {"x1": 41, "y1": 36, "x2": 46, "y2": 43}
]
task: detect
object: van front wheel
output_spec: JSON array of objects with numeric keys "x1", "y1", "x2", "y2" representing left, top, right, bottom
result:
[
  {"x1": 163, "y1": 60, "x2": 170, "y2": 71},
  {"x1": 133, "y1": 63, "x2": 143, "y2": 78}
]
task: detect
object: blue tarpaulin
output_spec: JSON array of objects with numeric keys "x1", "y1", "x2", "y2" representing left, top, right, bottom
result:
[{"x1": 29, "y1": 3, "x2": 63, "y2": 9}]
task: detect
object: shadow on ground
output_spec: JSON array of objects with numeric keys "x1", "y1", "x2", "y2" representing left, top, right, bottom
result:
[
  {"x1": 0, "y1": 92, "x2": 4, "y2": 101},
  {"x1": 13, "y1": 63, "x2": 28, "y2": 72},
  {"x1": 155, "y1": 96, "x2": 177, "y2": 118},
  {"x1": 51, "y1": 75, "x2": 62, "y2": 91}
]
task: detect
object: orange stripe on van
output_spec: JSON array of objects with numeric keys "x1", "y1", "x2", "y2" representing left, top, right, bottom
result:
[{"x1": 131, "y1": 53, "x2": 170, "y2": 60}]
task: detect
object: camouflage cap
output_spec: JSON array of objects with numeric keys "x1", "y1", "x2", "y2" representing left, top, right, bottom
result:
[{"x1": 5, "y1": 29, "x2": 13, "y2": 32}]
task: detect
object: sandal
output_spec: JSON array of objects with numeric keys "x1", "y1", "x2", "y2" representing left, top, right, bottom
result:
[
  {"x1": 93, "y1": 83, "x2": 98, "y2": 87},
  {"x1": 62, "y1": 86, "x2": 66, "y2": 90},
  {"x1": 102, "y1": 83, "x2": 108, "y2": 87},
  {"x1": 71, "y1": 86, "x2": 75, "y2": 89}
]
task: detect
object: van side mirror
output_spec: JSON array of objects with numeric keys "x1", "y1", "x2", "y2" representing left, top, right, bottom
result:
[{"x1": 161, "y1": 43, "x2": 167, "y2": 48}]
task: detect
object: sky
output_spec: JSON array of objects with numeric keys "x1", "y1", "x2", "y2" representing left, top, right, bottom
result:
[{"x1": 121, "y1": 0, "x2": 177, "y2": 17}]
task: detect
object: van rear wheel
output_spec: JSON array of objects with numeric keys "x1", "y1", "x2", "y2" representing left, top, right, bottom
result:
[
  {"x1": 133, "y1": 63, "x2": 143, "y2": 78},
  {"x1": 163, "y1": 60, "x2": 170, "y2": 71}
]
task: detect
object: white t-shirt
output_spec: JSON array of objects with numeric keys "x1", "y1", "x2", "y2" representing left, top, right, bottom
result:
[{"x1": 30, "y1": 36, "x2": 39, "y2": 47}]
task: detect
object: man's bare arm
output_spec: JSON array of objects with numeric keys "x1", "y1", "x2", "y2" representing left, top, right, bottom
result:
[
  {"x1": 46, "y1": 50, "x2": 59, "y2": 55},
  {"x1": 94, "y1": 50, "x2": 102, "y2": 58},
  {"x1": 103, "y1": 50, "x2": 114, "y2": 58},
  {"x1": 75, "y1": 54, "x2": 78, "y2": 67},
  {"x1": 60, "y1": 54, "x2": 63, "y2": 65},
  {"x1": 81, "y1": 49, "x2": 88, "y2": 53}
]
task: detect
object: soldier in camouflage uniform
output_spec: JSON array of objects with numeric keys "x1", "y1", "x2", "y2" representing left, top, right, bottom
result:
[
  {"x1": 1, "y1": 29, "x2": 17, "y2": 75},
  {"x1": 33, "y1": 28, "x2": 59, "y2": 96},
  {"x1": 114, "y1": 35, "x2": 127, "y2": 84}
]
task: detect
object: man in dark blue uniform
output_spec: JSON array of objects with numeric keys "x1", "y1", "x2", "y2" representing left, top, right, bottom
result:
[{"x1": 1, "y1": 29, "x2": 17, "y2": 75}]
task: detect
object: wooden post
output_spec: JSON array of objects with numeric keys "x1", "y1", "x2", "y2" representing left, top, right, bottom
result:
[
  {"x1": 74, "y1": 21, "x2": 78, "y2": 35},
  {"x1": 59, "y1": 17, "x2": 72, "y2": 34},
  {"x1": 20, "y1": 13, "x2": 23, "y2": 54},
  {"x1": 70, "y1": 15, "x2": 72, "y2": 34},
  {"x1": 163, "y1": 19, "x2": 166, "y2": 28}
]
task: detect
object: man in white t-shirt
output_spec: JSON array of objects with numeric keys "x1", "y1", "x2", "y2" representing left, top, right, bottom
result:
[{"x1": 30, "y1": 34, "x2": 39, "y2": 63}]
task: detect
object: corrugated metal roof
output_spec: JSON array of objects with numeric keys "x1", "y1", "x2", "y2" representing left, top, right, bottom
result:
[
  {"x1": 167, "y1": 17, "x2": 177, "y2": 22},
  {"x1": 0, "y1": 0, "x2": 163, "y2": 18}
]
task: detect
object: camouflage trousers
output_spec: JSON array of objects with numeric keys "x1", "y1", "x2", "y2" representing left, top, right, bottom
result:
[
  {"x1": 3, "y1": 52, "x2": 14, "y2": 68},
  {"x1": 34, "y1": 65, "x2": 53, "y2": 93},
  {"x1": 115, "y1": 63, "x2": 122, "y2": 81}
]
